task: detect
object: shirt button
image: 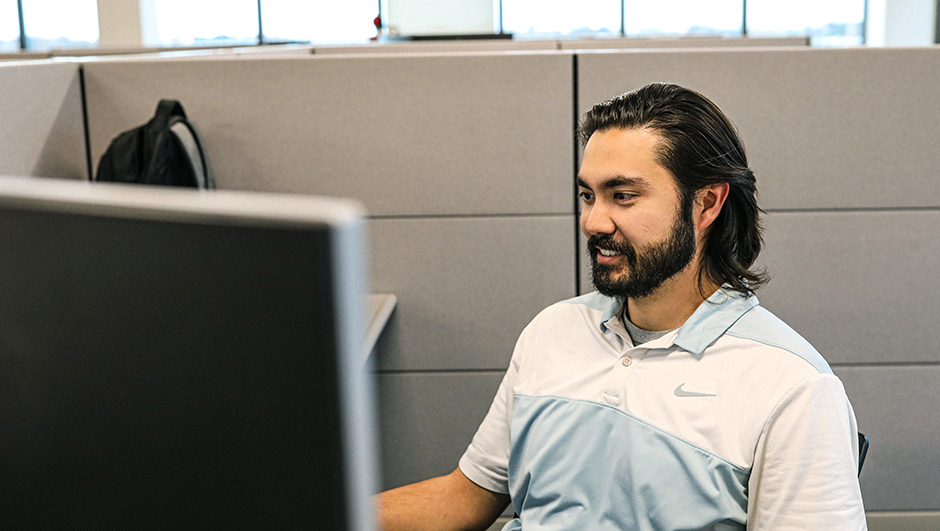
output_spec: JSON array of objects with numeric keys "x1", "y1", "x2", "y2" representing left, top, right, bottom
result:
[{"x1": 621, "y1": 356, "x2": 633, "y2": 367}]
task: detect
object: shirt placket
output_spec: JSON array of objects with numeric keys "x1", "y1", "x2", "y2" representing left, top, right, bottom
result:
[{"x1": 601, "y1": 319, "x2": 646, "y2": 407}]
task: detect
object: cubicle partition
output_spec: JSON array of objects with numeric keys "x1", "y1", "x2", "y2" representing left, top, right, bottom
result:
[
  {"x1": 558, "y1": 35, "x2": 810, "y2": 50},
  {"x1": 312, "y1": 35, "x2": 809, "y2": 55},
  {"x1": 0, "y1": 52, "x2": 51, "y2": 61},
  {"x1": 81, "y1": 53, "x2": 578, "y2": 488},
  {"x1": 0, "y1": 42, "x2": 938, "y2": 527},
  {"x1": 49, "y1": 43, "x2": 315, "y2": 58},
  {"x1": 312, "y1": 39, "x2": 557, "y2": 54},
  {"x1": 0, "y1": 61, "x2": 87, "y2": 180}
]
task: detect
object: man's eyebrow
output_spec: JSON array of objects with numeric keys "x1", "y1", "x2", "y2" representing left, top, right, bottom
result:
[{"x1": 576, "y1": 175, "x2": 650, "y2": 191}]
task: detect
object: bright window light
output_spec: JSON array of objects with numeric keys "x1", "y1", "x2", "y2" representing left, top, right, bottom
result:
[
  {"x1": 261, "y1": 0, "x2": 376, "y2": 44},
  {"x1": 623, "y1": 0, "x2": 742, "y2": 36},
  {"x1": 747, "y1": 0, "x2": 864, "y2": 46},
  {"x1": 0, "y1": 0, "x2": 19, "y2": 51},
  {"x1": 155, "y1": 0, "x2": 258, "y2": 46},
  {"x1": 502, "y1": 0, "x2": 621, "y2": 38},
  {"x1": 20, "y1": 0, "x2": 98, "y2": 49}
]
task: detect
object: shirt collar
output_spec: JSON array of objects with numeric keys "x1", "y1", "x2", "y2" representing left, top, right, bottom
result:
[
  {"x1": 598, "y1": 297, "x2": 622, "y2": 333},
  {"x1": 598, "y1": 287, "x2": 759, "y2": 355},
  {"x1": 674, "y1": 288, "x2": 759, "y2": 355}
]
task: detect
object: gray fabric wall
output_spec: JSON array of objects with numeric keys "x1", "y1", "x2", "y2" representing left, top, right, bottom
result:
[
  {"x1": 1, "y1": 44, "x2": 937, "y2": 519},
  {"x1": 81, "y1": 53, "x2": 578, "y2": 489},
  {"x1": 0, "y1": 61, "x2": 87, "y2": 180},
  {"x1": 312, "y1": 35, "x2": 808, "y2": 55}
]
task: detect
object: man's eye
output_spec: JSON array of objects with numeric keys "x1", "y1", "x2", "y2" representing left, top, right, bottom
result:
[
  {"x1": 578, "y1": 191, "x2": 594, "y2": 202},
  {"x1": 614, "y1": 192, "x2": 635, "y2": 201}
]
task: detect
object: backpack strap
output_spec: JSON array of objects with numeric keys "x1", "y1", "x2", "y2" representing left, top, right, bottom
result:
[
  {"x1": 169, "y1": 119, "x2": 215, "y2": 189},
  {"x1": 153, "y1": 100, "x2": 187, "y2": 125}
]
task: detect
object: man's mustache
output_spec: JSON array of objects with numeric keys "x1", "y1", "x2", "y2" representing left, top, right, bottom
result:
[{"x1": 587, "y1": 235, "x2": 636, "y2": 266}]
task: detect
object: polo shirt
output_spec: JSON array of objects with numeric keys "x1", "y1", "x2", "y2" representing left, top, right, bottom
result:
[{"x1": 458, "y1": 288, "x2": 867, "y2": 530}]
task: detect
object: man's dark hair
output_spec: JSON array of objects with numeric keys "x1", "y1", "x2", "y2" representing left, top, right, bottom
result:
[{"x1": 578, "y1": 82, "x2": 767, "y2": 296}]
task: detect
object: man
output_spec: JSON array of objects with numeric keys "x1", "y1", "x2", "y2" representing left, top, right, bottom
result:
[{"x1": 378, "y1": 83, "x2": 867, "y2": 530}]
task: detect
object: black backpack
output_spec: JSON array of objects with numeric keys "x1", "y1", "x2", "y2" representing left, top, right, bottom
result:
[{"x1": 95, "y1": 99, "x2": 215, "y2": 189}]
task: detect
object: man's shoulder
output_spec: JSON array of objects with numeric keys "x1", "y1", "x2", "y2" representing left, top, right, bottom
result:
[
  {"x1": 555, "y1": 291, "x2": 617, "y2": 311},
  {"x1": 540, "y1": 291, "x2": 617, "y2": 317},
  {"x1": 722, "y1": 304, "x2": 833, "y2": 375},
  {"x1": 523, "y1": 292, "x2": 618, "y2": 333}
]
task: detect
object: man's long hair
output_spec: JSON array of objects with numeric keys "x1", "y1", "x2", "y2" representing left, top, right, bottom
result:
[{"x1": 578, "y1": 83, "x2": 767, "y2": 296}]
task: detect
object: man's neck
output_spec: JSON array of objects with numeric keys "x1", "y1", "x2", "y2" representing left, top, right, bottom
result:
[{"x1": 625, "y1": 267, "x2": 720, "y2": 332}]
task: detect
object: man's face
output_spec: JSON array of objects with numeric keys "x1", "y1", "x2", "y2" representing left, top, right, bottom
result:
[{"x1": 577, "y1": 128, "x2": 697, "y2": 299}]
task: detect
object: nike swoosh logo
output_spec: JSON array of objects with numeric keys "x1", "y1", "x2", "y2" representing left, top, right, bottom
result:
[{"x1": 674, "y1": 383, "x2": 717, "y2": 397}]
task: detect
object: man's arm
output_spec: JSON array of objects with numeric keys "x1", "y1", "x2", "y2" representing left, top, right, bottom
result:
[
  {"x1": 748, "y1": 373, "x2": 867, "y2": 530},
  {"x1": 377, "y1": 467, "x2": 511, "y2": 531}
]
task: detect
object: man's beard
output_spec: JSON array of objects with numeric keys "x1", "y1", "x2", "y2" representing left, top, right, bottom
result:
[{"x1": 588, "y1": 201, "x2": 697, "y2": 300}]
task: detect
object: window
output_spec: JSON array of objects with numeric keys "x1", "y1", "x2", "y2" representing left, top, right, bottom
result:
[
  {"x1": 3, "y1": 0, "x2": 870, "y2": 51},
  {"x1": 623, "y1": 0, "x2": 742, "y2": 37},
  {"x1": 261, "y1": 0, "x2": 376, "y2": 44},
  {"x1": 0, "y1": 0, "x2": 20, "y2": 51},
  {"x1": 154, "y1": 0, "x2": 258, "y2": 46},
  {"x1": 500, "y1": 0, "x2": 865, "y2": 44},
  {"x1": 502, "y1": 0, "x2": 621, "y2": 39},
  {"x1": 747, "y1": 0, "x2": 865, "y2": 46},
  {"x1": 20, "y1": 0, "x2": 98, "y2": 49}
]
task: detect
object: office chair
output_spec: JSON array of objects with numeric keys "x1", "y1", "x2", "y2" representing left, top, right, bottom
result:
[{"x1": 857, "y1": 432, "x2": 869, "y2": 477}]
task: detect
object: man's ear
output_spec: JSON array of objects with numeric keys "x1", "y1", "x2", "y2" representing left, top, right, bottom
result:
[{"x1": 696, "y1": 182, "x2": 730, "y2": 232}]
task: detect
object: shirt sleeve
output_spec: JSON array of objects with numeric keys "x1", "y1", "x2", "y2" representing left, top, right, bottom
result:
[
  {"x1": 747, "y1": 372, "x2": 868, "y2": 531},
  {"x1": 457, "y1": 334, "x2": 526, "y2": 495}
]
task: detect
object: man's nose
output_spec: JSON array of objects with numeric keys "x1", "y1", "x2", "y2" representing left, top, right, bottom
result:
[{"x1": 581, "y1": 203, "x2": 616, "y2": 236}]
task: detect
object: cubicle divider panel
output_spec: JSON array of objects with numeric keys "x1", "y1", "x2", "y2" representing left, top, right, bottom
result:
[
  {"x1": 312, "y1": 35, "x2": 809, "y2": 56},
  {"x1": 756, "y1": 211, "x2": 940, "y2": 511},
  {"x1": 757, "y1": 211, "x2": 940, "y2": 366},
  {"x1": 68, "y1": 46, "x2": 316, "y2": 64},
  {"x1": 0, "y1": 52, "x2": 52, "y2": 61},
  {"x1": 82, "y1": 53, "x2": 574, "y2": 217},
  {"x1": 313, "y1": 40, "x2": 558, "y2": 55},
  {"x1": 559, "y1": 36, "x2": 809, "y2": 50},
  {"x1": 50, "y1": 43, "x2": 314, "y2": 59},
  {"x1": 0, "y1": 61, "x2": 88, "y2": 180},
  {"x1": 835, "y1": 365, "x2": 940, "y2": 512},
  {"x1": 370, "y1": 215, "x2": 576, "y2": 372},
  {"x1": 377, "y1": 371, "x2": 505, "y2": 490},
  {"x1": 82, "y1": 51, "x2": 580, "y2": 497},
  {"x1": 576, "y1": 47, "x2": 940, "y2": 211}
]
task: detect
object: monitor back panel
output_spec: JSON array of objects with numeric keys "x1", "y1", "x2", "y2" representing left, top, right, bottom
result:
[{"x1": 0, "y1": 190, "x2": 353, "y2": 529}]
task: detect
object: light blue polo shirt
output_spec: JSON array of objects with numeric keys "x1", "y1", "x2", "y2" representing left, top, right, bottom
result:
[{"x1": 459, "y1": 288, "x2": 866, "y2": 531}]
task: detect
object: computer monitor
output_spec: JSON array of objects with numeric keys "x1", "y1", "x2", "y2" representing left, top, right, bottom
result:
[{"x1": 0, "y1": 176, "x2": 378, "y2": 529}]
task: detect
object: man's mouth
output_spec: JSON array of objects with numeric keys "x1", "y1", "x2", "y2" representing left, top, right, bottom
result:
[
  {"x1": 594, "y1": 245, "x2": 625, "y2": 264},
  {"x1": 588, "y1": 235, "x2": 632, "y2": 265}
]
